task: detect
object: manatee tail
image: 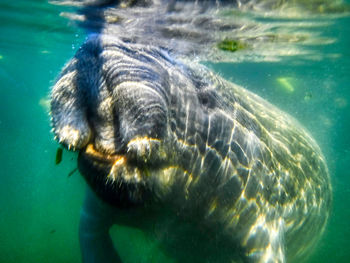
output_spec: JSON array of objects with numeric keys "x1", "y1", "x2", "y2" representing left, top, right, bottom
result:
[{"x1": 79, "y1": 188, "x2": 122, "y2": 263}]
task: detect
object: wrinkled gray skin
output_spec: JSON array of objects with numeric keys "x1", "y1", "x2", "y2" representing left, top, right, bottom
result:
[{"x1": 51, "y1": 1, "x2": 332, "y2": 263}]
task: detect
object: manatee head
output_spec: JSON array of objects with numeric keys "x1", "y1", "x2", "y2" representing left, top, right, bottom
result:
[{"x1": 51, "y1": 34, "x2": 193, "y2": 208}]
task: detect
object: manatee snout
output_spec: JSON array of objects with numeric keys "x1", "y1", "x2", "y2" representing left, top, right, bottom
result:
[
  {"x1": 112, "y1": 82, "x2": 169, "y2": 152},
  {"x1": 51, "y1": 35, "x2": 170, "y2": 157},
  {"x1": 51, "y1": 36, "x2": 173, "y2": 207}
]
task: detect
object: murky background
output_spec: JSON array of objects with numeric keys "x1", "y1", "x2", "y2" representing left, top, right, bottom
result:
[{"x1": 0, "y1": 0, "x2": 349, "y2": 262}]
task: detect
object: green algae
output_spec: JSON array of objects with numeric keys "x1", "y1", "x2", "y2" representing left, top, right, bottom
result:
[{"x1": 217, "y1": 39, "x2": 248, "y2": 53}]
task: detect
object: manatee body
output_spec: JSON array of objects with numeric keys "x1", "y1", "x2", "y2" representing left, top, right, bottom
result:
[{"x1": 50, "y1": 1, "x2": 332, "y2": 263}]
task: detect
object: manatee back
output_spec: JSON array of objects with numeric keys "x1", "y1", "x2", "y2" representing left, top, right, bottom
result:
[{"x1": 163, "y1": 66, "x2": 332, "y2": 262}]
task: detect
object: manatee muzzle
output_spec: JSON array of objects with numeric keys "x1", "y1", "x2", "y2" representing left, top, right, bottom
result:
[{"x1": 78, "y1": 143, "x2": 151, "y2": 208}]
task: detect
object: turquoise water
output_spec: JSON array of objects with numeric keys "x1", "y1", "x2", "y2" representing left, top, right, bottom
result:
[{"x1": 0, "y1": 0, "x2": 349, "y2": 262}]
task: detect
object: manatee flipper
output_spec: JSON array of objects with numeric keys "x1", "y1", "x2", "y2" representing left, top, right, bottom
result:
[{"x1": 79, "y1": 187, "x2": 122, "y2": 263}]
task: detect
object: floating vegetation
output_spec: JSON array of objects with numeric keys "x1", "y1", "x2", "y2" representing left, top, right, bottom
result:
[
  {"x1": 276, "y1": 77, "x2": 295, "y2": 93},
  {"x1": 68, "y1": 167, "x2": 78, "y2": 177},
  {"x1": 217, "y1": 39, "x2": 248, "y2": 53},
  {"x1": 320, "y1": 115, "x2": 333, "y2": 127},
  {"x1": 39, "y1": 97, "x2": 50, "y2": 112},
  {"x1": 55, "y1": 147, "x2": 63, "y2": 165},
  {"x1": 334, "y1": 97, "x2": 347, "y2": 108},
  {"x1": 304, "y1": 92, "x2": 313, "y2": 102}
]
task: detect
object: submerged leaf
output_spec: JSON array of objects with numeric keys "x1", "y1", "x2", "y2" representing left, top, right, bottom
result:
[
  {"x1": 68, "y1": 167, "x2": 78, "y2": 177},
  {"x1": 55, "y1": 147, "x2": 63, "y2": 165}
]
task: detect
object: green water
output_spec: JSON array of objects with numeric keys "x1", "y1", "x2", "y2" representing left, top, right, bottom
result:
[{"x1": 0, "y1": 0, "x2": 349, "y2": 262}]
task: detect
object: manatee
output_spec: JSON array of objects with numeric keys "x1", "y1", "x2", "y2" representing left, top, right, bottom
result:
[{"x1": 50, "y1": 1, "x2": 333, "y2": 262}]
